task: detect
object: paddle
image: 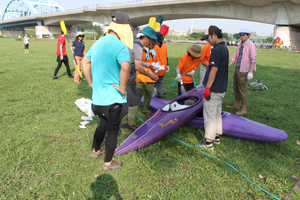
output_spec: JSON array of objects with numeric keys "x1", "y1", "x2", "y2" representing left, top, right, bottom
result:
[
  {"x1": 153, "y1": 22, "x2": 161, "y2": 31},
  {"x1": 148, "y1": 17, "x2": 156, "y2": 28},
  {"x1": 60, "y1": 21, "x2": 82, "y2": 79}
]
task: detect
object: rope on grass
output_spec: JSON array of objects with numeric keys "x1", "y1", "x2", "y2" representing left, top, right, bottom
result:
[{"x1": 136, "y1": 115, "x2": 280, "y2": 200}]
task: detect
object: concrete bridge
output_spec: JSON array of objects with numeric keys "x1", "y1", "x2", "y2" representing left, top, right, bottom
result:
[{"x1": 1, "y1": 0, "x2": 300, "y2": 46}]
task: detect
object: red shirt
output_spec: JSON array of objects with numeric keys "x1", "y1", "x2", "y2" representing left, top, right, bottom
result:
[{"x1": 56, "y1": 35, "x2": 67, "y2": 55}]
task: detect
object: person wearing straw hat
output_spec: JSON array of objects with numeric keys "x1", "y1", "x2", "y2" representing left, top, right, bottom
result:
[
  {"x1": 175, "y1": 44, "x2": 202, "y2": 96},
  {"x1": 227, "y1": 27, "x2": 257, "y2": 116},
  {"x1": 120, "y1": 26, "x2": 159, "y2": 130},
  {"x1": 72, "y1": 31, "x2": 85, "y2": 83},
  {"x1": 136, "y1": 26, "x2": 160, "y2": 116},
  {"x1": 199, "y1": 25, "x2": 229, "y2": 150},
  {"x1": 82, "y1": 11, "x2": 133, "y2": 171}
]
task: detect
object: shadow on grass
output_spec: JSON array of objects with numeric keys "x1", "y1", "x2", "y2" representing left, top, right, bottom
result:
[{"x1": 89, "y1": 174, "x2": 123, "y2": 200}]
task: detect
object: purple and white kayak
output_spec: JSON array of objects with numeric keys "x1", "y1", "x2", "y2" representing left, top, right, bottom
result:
[
  {"x1": 114, "y1": 85, "x2": 205, "y2": 156},
  {"x1": 146, "y1": 97, "x2": 288, "y2": 142}
]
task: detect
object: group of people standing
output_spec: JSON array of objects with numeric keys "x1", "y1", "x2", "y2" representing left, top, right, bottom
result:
[{"x1": 50, "y1": 10, "x2": 257, "y2": 169}]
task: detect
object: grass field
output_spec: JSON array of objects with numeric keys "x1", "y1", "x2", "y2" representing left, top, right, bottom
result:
[{"x1": 0, "y1": 37, "x2": 300, "y2": 199}]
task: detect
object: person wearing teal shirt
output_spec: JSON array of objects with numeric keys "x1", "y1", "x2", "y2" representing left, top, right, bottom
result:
[{"x1": 82, "y1": 11, "x2": 133, "y2": 171}]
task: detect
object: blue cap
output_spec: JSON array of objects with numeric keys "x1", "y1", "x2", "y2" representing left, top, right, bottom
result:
[{"x1": 141, "y1": 26, "x2": 157, "y2": 40}]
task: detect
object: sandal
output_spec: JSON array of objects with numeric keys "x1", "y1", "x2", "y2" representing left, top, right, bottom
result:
[
  {"x1": 127, "y1": 124, "x2": 139, "y2": 131},
  {"x1": 102, "y1": 160, "x2": 123, "y2": 171},
  {"x1": 52, "y1": 76, "x2": 59, "y2": 80},
  {"x1": 90, "y1": 148, "x2": 105, "y2": 159}
]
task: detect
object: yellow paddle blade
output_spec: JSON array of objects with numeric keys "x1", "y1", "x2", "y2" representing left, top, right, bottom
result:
[
  {"x1": 60, "y1": 21, "x2": 67, "y2": 35},
  {"x1": 77, "y1": 64, "x2": 82, "y2": 78},
  {"x1": 153, "y1": 22, "x2": 161, "y2": 31},
  {"x1": 148, "y1": 17, "x2": 156, "y2": 28}
]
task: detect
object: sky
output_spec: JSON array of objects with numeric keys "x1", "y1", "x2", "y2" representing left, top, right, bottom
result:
[{"x1": 0, "y1": 0, "x2": 275, "y2": 36}]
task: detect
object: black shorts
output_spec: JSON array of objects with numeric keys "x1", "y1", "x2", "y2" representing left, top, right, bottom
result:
[{"x1": 24, "y1": 44, "x2": 29, "y2": 49}]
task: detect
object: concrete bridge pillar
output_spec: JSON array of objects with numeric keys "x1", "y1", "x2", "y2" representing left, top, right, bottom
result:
[{"x1": 273, "y1": 26, "x2": 300, "y2": 48}]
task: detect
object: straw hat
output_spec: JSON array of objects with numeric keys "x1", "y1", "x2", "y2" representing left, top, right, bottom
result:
[
  {"x1": 187, "y1": 44, "x2": 202, "y2": 58},
  {"x1": 75, "y1": 31, "x2": 85, "y2": 37}
]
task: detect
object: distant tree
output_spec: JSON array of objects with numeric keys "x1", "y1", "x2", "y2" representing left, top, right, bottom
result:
[
  {"x1": 189, "y1": 32, "x2": 204, "y2": 40},
  {"x1": 94, "y1": 26, "x2": 103, "y2": 37},
  {"x1": 222, "y1": 32, "x2": 229, "y2": 41},
  {"x1": 233, "y1": 33, "x2": 240, "y2": 40},
  {"x1": 266, "y1": 37, "x2": 274, "y2": 43},
  {"x1": 73, "y1": 23, "x2": 94, "y2": 31}
]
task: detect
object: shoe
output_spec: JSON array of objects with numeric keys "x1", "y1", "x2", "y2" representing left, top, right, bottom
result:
[
  {"x1": 236, "y1": 105, "x2": 247, "y2": 116},
  {"x1": 213, "y1": 137, "x2": 220, "y2": 145},
  {"x1": 226, "y1": 101, "x2": 240, "y2": 110},
  {"x1": 90, "y1": 148, "x2": 105, "y2": 159},
  {"x1": 102, "y1": 160, "x2": 123, "y2": 171},
  {"x1": 69, "y1": 75, "x2": 74, "y2": 78},
  {"x1": 142, "y1": 112, "x2": 151, "y2": 116},
  {"x1": 127, "y1": 124, "x2": 139, "y2": 131},
  {"x1": 195, "y1": 138, "x2": 214, "y2": 150},
  {"x1": 52, "y1": 76, "x2": 59, "y2": 79}
]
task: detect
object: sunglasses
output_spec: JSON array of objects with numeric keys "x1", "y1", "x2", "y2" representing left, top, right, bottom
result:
[{"x1": 239, "y1": 34, "x2": 246, "y2": 36}]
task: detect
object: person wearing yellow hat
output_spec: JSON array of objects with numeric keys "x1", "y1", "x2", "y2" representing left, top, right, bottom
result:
[
  {"x1": 121, "y1": 26, "x2": 159, "y2": 130},
  {"x1": 82, "y1": 11, "x2": 133, "y2": 171},
  {"x1": 175, "y1": 44, "x2": 202, "y2": 96},
  {"x1": 136, "y1": 26, "x2": 160, "y2": 116}
]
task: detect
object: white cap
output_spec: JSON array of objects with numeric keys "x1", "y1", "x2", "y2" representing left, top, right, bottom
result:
[{"x1": 239, "y1": 27, "x2": 250, "y2": 34}]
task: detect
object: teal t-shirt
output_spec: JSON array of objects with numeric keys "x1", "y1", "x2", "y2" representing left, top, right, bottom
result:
[{"x1": 85, "y1": 34, "x2": 130, "y2": 106}]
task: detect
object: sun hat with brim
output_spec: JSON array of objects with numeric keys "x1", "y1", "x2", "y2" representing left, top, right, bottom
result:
[
  {"x1": 201, "y1": 25, "x2": 222, "y2": 40},
  {"x1": 76, "y1": 31, "x2": 85, "y2": 37},
  {"x1": 239, "y1": 27, "x2": 250, "y2": 35},
  {"x1": 141, "y1": 26, "x2": 157, "y2": 40},
  {"x1": 187, "y1": 44, "x2": 202, "y2": 58},
  {"x1": 107, "y1": 11, "x2": 133, "y2": 49}
]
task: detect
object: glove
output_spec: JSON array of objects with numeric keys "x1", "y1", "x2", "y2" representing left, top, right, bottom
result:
[
  {"x1": 175, "y1": 74, "x2": 182, "y2": 82},
  {"x1": 187, "y1": 70, "x2": 195, "y2": 76},
  {"x1": 166, "y1": 65, "x2": 169, "y2": 73},
  {"x1": 204, "y1": 87, "x2": 211, "y2": 100},
  {"x1": 247, "y1": 72, "x2": 253, "y2": 81}
]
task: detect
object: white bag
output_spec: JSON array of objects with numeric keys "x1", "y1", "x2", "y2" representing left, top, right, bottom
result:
[{"x1": 75, "y1": 98, "x2": 95, "y2": 117}]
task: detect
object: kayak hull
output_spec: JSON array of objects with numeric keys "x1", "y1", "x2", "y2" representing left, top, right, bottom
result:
[
  {"x1": 146, "y1": 97, "x2": 288, "y2": 143},
  {"x1": 114, "y1": 85, "x2": 205, "y2": 156}
]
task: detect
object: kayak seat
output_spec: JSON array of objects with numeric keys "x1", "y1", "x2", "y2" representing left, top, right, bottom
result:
[{"x1": 170, "y1": 102, "x2": 189, "y2": 111}]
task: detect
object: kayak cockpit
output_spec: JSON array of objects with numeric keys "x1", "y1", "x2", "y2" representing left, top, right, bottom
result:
[{"x1": 162, "y1": 97, "x2": 198, "y2": 111}]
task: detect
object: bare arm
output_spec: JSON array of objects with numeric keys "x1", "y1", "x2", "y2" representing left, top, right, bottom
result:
[
  {"x1": 112, "y1": 61, "x2": 130, "y2": 99},
  {"x1": 201, "y1": 60, "x2": 208, "y2": 67},
  {"x1": 60, "y1": 44, "x2": 63, "y2": 60},
  {"x1": 82, "y1": 56, "x2": 92, "y2": 88},
  {"x1": 205, "y1": 66, "x2": 218, "y2": 88},
  {"x1": 249, "y1": 62, "x2": 255, "y2": 73},
  {"x1": 228, "y1": 60, "x2": 235, "y2": 67}
]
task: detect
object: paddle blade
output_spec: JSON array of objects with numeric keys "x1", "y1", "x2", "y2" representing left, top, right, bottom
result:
[
  {"x1": 160, "y1": 25, "x2": 169, "y2": 37},
  {"x1": 156, "y1": 15, "x2": 164, "y2": 25},
  {"x1": 148, "y1": 17, "x2": 156, "y2": 28},
  {"x1": 153, "y1": 22, "x2": 161, "y2": 31},
  {"x1": 60, "y1": 21, "x2": 67, "y2": 35}
]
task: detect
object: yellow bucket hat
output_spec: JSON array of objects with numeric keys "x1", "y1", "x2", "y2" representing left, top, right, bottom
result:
[{"x1": 107, "y1": 11, "x2": 133, "y2": 49}]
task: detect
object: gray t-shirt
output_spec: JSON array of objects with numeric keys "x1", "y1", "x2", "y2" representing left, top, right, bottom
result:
[
  {"x1": 236, "y1": 45, "x2": 244, "y2": 68},
  {"x1": 129, "y1": 42, "x2": 143, "y2": 78}
]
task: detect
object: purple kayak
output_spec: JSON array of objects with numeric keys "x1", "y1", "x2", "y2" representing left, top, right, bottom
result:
[
  {"x1": 147, "y1": 97, "x2": 288, "y2": 142},
  {"x1": 114, "y1": 85, "x2": 205, "y2": 156}
]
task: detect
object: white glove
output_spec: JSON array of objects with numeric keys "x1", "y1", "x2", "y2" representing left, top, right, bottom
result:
[
  {"x1": 187, "y1": 70, "x2": 195, "y2": 76},
  {"x1": 166, "y1": 65, "x2": 169, "y2": 73},
  {"x1": 247, "y1": 72, "x2": 253, "y2": 81},
  {"x1": 175, "y1": 74, "x2": 182, "y2": 82}
]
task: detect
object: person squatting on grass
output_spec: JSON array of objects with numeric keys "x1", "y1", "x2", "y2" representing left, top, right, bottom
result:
[
  {"x1": 153, "y1": 32, "x2": 169, "y2": 98},
  {"x1": 24, "y1": 33, "x2": 29, "y2": 53},
  {"x1": 135, "y1": 26, "x2": 160, "y2": 117},
  {"x1": 227, "y1": 28, "x2": 257, "y2": 116},
  {"x1": 120, "y1": 26, "x2": 159, "y2": 131},
  {"x1": 200, "y1": 25, "x2": 229, "y2": 150},
  {"x1": 72, "y1": 31, "x2": 85, "y2": 83},
  {"x1": 199, "y1": 33, "x2": 213, "y2": 85},
  {"x1": 53, "y1": 30, "x2": 73, "y2": 79},
  {"x1": 82, "y1": 11, "x2": 133, "y2": 171},
  {"x1": 175, "y1": 44, "x2": 202, "y2": 96}
]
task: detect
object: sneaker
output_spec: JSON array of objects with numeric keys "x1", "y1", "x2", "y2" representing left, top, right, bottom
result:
[
  {"x1": 127, "y1": 124, "x2": 139, "y2": 131},
  {"x1": 120, "y1": 124, "x2": 128, "y2": 128},
  {"x1": 90, "y1": 148, "x2": 105, "y2": 159},
  {"x1": 68, "y1": 75, "x2": 74, "y2": 78},
  {"x1": 52, "y1": 76, "x2": 59, "y2": 80},
  {"x1": 195, "y1": 138, "x2": 214, "y2": 150},
  {"x1": 213, "y1": 137, "x2": 220, "y2": 145},
  {"x1": 102, "y1": 160, "x2": 123, "y2": 171}
]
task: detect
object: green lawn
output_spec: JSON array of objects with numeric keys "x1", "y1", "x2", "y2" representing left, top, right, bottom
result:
[{"x1": 0, "y1": 38, "x2": 299, "y2": 199}]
